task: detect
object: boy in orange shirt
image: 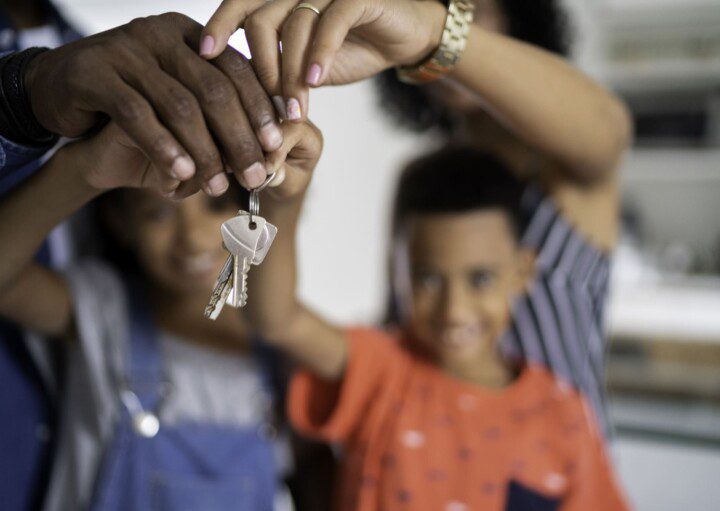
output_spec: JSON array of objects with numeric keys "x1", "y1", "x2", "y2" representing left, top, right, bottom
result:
[{"x1": 249, "y1": 140, "x2": 630, "y2": 510}]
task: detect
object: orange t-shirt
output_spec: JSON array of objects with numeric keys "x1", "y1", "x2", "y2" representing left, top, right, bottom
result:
[{"x1": 288, "y1": 328, "x2": 630, "y2": 511}]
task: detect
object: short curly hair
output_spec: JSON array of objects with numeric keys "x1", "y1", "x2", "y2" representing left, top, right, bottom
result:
[{"x1": 375, "y1": 0, "x2": 572, "y2": 133}]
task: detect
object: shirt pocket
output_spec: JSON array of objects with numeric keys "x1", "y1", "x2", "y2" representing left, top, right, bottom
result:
[{"x1": 504, "y1": 480, "x2": 561, "y2": 511}]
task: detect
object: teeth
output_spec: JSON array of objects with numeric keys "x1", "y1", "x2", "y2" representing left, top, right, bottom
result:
[{"x1": 179, "y1": 253, "x2": 216, "y2": 274}]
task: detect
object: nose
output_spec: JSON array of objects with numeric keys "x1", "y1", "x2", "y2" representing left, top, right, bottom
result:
[
  {"x1": 175, "y1": 208, "x2": 218, "y2": 255},
  {"x1": 439, "y1": 280, "x2": 475, "y2": 326}
]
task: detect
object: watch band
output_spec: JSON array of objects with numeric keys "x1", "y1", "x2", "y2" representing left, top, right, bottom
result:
[
  {"x1": 0, "y1": 48, "x2": 57, "y2": 147},
  {"x1": 396, "y1": 0, "x2": 475, "y2": 85}
]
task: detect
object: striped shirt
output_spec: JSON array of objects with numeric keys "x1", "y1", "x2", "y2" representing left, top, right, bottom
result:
[{"x1": 501, "y1": 185, "x2": 612, "y2": 436}]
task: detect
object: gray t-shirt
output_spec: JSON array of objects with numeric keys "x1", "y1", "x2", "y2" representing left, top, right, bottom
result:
[{"x1": 41, "y1": 260, "x2": 291, "y2": 511}]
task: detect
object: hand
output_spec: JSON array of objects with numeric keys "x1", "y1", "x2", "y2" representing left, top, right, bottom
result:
[
  {"x1": 264, "y1": 120, "x2": 323, "y2": 201},
  {"x1": 24, "y1": 12, "x2": 283, "y2": 194},
  {"x1": 201, "y1": 0, "x2": 446, "y2": 120},
  {"x1": 72, "y1": 122, "x2": 200, "y2": 198}
]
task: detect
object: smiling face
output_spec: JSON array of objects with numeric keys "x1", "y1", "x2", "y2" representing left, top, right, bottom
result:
[
  {"x1": 115, "y1": 190, "x2": 240, "y2": 295},
  {"x1": 403, "y1": 209, "x2": 533, "y2": 379}
]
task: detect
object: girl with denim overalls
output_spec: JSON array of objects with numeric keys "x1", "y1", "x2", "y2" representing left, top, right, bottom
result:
[{"x1": 0, "y1": 120, "x2": 321, "y2": 510}]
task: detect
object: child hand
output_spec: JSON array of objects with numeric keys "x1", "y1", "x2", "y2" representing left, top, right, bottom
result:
[
  {"x1": 264, "y1": 120, "x2": 323, "y2": 201},
  {"x1": 76, "y1": 122, "x2": 200, "y2": 198}
]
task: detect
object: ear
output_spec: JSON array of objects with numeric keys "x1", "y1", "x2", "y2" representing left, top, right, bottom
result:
[{"x1": 512, "y1": 247, "x2": 536, "y2": 295}]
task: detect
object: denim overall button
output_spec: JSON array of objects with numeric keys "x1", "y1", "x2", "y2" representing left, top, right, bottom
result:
[{"x1": 132, "y1": 411, "x2": 160, "y2": 438}]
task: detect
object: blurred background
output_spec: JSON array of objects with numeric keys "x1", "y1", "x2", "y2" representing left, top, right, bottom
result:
[{"x1": 49, "y1": 0, "x2": 720, "y2": 509}]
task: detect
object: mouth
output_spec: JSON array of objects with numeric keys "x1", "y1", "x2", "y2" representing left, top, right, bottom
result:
[
  {"x1": 438, "y1": 324, "x2": 484, "y2": 352},
  {"x1": 172, "y1": 252, "x2": 221, "y2": 277}
]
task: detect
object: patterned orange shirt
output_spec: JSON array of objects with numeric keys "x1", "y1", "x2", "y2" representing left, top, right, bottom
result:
[{"x1": 288, "y1": 328, "x2": 630, "y2": 511}]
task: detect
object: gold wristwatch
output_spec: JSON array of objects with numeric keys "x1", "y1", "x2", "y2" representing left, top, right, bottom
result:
[{"x1": 396, "y1": 0, "x2": 475, "y2": 85}]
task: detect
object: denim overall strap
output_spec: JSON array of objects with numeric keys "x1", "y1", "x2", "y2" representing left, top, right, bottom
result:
[{"x1": 124, "y1": 282, "x2": 165, "y2": 413}]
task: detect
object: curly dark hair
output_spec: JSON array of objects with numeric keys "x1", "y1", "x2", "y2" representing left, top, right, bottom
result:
[{"x1": 375, "y1": 0, "x2": 572, "y2": 133}]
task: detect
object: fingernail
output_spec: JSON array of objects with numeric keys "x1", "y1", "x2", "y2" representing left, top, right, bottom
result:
[
  {"x1": 204, "y1": 173, "x2": 229, "y2": 196},
  {"x1": 171, "y1": 156, "x2": 195, "y2": 180},
  {"x1": 260, "y1": 122, "x2": 283, "y2": 151},
  {"x1": 243, "y1": 162, "x2": 266, "y2": 189},
  {"x1": 200, "y1": 35, "x2": 215, "y2": 57},
  {"x1": 286, "y1": 98, "x2": 302, "y2": 120},
  {"x1": 272, "y1": 96, "x2": 286, "y2": 119},
  {"x1": 307, "y1": 63, "x2": 322, "y2": 86}
]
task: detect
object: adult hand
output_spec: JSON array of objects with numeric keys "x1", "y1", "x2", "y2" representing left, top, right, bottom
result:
[
  {"x1": 200, "y1": 0, "x2": 446, "y2": 121},
  {"x1": 24, "y1": 12, "x2": 282, "y2": 195}
]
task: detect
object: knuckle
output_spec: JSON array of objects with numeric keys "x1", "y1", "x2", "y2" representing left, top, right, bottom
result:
[
  {"x1": 157, "y1": 12, "x2": 190, "y2": 26},
  {"x1": 199, "y1": 78, "x2": 234, "y2": 106},
  {"x1": 217, "y1": 52, "x2": 251, "y2": 77},
  {"x1": 244, "y1": 13, "x2": 266, "y2": 33},
  {"x1": 115, "y1": 97, "x2": 148, "y2": 122},
  {"x1": 255, "y1": 66, "x2": 279, "y2": 89},
  {"x1": 148, "y1": 134, "x2": 177, "y2": 165},
  {"x1": 165, "y1": 90, "x2": 199, "y2": 121}
]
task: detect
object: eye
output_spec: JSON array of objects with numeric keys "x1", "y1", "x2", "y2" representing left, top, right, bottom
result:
[
  {"x1": 468, "y1": 270, "x2": 494, "y2": 290},
  {"x1": 413, "y1": 270, "x2": 442, "y2": 291},
  {"x1": 138, "y1": 203, "x2": 175, "y2": 222}
]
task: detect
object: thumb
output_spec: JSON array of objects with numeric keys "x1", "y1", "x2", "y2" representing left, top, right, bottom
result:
[{"x1": 201, "y1": 0, "x2": 266, "y2": 59}]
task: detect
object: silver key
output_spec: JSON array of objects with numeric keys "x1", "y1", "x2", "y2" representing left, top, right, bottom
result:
[
  {"x1": 235, "y1": 211, "x2": 277, "y2": 265},
  {"x1": 204, "y1": 256, "x2": 234, "y2": 320},
  {"x1": 205, "y1": 172, "x2": 278, "y2": 319},
  {"x1": 222, "y1": 213, "x2": 265, "y2": 308},
  {"x1": 204, "y1": 214, "x2": 263, "y2": 318}
]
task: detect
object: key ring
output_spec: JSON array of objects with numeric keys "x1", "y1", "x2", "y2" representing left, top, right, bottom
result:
[{"x1": 249, "y1": 172, "x2": 276, "y2": 225}]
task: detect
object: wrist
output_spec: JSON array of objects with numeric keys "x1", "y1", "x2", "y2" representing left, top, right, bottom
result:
[
  {"x1": 408, "y1": 1, "x2": 448, "y2": 67},
  {"x1": 0, "y1": 48, "x2": 57, "y2": 146},
  {"x1": 58, "y1": 142, "x2": 106, "y2": 198}
]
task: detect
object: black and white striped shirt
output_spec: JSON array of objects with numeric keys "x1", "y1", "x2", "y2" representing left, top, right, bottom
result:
[{"x1": 502, "y1": 186, "x2": 612, "y2": 435}]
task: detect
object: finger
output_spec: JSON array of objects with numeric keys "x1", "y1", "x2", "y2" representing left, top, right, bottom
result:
[
  {"x1": 243, "y1": 0, "x2": 298, "y2": 98},
  {"x1": 281, "y1": 1, "x2": 332, "y2": 121},
  {"x1": 213, "y1": 45, "x2": 284, "y2": 152},
  {"x1": 307, "y1": 0, "x2": 364, "y2": 87},
  {"x1": 122, "y1": 66, "x2": 231, "y2": 196},
  {"x1": 267, "y1": 166, "x2": 286, "y2": 188},
  {"x1": 266, "y1": 120, "x2": 322, "y2": 171},
  {"x1": 169, "y1": 179, "x2": 202, "y2": 200},
  {"x1": 159, "y1": 46, "x2": 269, "y2": 190},
  {"x1": 92, "y1": 75, "x2": 196, "y2": 184},
  {"x1": 200, "y1": 0, "x2": 267, "y2": 59}
]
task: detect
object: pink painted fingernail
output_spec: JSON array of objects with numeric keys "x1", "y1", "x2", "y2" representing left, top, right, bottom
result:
[
  {"x1": 307, "y1": 63, "x2": 322, "y2": 86},
  {"x1": 171, "y1": 156, "x2": 195, "y2": 180},
  {"x1": 204, "y1": 173, "x2": 229, "y2": 196},
  {"x1": 243, "y1": 162, "x2": 266, "y2": 189},
  {"x1": 200, "y1": 35, "x2": 215, "y2": 57},
  {"x1": 286, "y1": 98, "x2": 302, "y2": 120}
]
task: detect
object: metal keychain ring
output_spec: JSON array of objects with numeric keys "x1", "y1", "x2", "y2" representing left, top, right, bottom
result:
[{"x1": 248, "y1": 172, "x2": 275, "y2": 223}]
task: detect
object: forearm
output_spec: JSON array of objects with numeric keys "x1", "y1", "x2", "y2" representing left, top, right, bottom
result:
[
  {"x1": 450, "y1": 26, "x2": 632, "y2": 180},
  {"x1": 0, "y1": 145, "x2": 100, "y2": 293},
  {"x1": 246, "y1": 193, "x2": 346, "y2": 379}
]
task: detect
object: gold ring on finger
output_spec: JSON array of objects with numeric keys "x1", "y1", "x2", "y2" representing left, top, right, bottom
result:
[{"x1": 292, "y1": 2, "x2": 321, "y2": 15}]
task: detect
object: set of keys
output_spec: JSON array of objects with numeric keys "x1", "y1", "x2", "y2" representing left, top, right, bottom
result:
[{"x1": 204, "y1": 174, "x2": 277, "y2": 320}]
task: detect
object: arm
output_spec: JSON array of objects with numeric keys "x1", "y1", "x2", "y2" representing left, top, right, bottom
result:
[
  {"x1": 449, "y1": 25, "x2": 632, "y2": 183},
  {"x1": 246, "y1": 121, "x2": 347, "y2": 380},
  {"x1": 0, "y1": 123, "x2": 174, "y2": 337},
  {"x1": 0, "y1": 144, "x2": 99, "y2": 337}
]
